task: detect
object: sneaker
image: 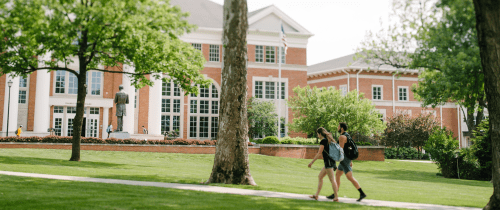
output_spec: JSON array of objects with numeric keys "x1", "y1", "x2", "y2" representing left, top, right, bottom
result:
[
  {"x1": 357, "y1": 194, "x2": 366, "y2": 202},
  {"x1": 326, "y1": 194, "x2": 335, "y2": 199}
]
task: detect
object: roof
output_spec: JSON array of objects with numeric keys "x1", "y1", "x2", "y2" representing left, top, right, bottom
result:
[
  {"x1": 308, "y1": 53, "x2": 415, "y2": 76},
  {"x1": 248, "y1": 5, "x2": 272, "y2": 17},
  {"x1": 169, "y1": 0, "x2": 224, "y2": 28}
]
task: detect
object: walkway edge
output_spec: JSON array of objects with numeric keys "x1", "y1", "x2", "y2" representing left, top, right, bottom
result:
[{"x1": 0, "y1": 170, "x2": 481, "y2": 210}]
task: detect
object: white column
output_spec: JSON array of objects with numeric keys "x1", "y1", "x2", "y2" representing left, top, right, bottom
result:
[
  {"x1": 148, "y1": 74, "x2": 162, "y2": 135},
  {"x1": 2, "y1": 74, "x2": 20, "y2": 136},
  {"x1": 33, "y1": 70, "x2": 51, "y2": 133},
  {"x1": 102, "y1": 107, "x2": 109, "y2": 139},
  {"x1": 121, "y1": 65, "x2": 136, "y2": 134}
]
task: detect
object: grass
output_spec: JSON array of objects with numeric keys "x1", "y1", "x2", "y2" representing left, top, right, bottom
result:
[
  {"x1": 0, "y1": 148, "x2": 492, "y2": 208},
  {"x1": 0, "y1": 175, "x2": 403, "y2": 210}
]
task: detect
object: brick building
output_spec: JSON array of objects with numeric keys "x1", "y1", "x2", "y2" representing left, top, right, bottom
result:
[
  {"x1": 307, "y1": 53, "x2": 470, "y2": 148},
  {"x1": 0, "y1": 0, "x2": 311, "y2": 140}
]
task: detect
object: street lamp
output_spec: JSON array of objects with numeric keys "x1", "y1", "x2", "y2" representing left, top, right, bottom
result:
[{"x1": 6, "y1": 80, "x2": 13, "y2": 137}]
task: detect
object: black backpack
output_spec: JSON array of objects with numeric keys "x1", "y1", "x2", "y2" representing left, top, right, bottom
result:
[{"x1": 342, "y1": 132, "x2": 358, "y2": 160}]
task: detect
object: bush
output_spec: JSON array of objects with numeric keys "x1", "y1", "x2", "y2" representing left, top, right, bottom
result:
[
  {"x1": 262, "y1": 136, "x2": 280, "y2": 144},
  {"x1": 356, "y1": 141, "x2": 373, "y2": 146},
  {"x1": 0, "y1": 136, "x2": 254, "y2": 146},
  {"x1": 384, "y1": 147, "x2": 422, "y2": 159},
  {"x1": 424, "y1": 128, "x2": 460, "y2": 178},
  {"x1": 470, "y1": 120, "x2": 492, "y2": 180}
]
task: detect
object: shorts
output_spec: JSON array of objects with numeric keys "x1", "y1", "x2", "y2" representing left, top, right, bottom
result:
[
  {"x1": 338, "y1": 156, "x2": 352, "y2": 173},
  {"x1": 324, "y1": 157, "x2": 337, "y2": 170}
]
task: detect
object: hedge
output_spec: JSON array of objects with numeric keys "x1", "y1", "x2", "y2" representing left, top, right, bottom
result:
[{"x1": 0, "y1": 136, "x2": 254, "y2": 146}]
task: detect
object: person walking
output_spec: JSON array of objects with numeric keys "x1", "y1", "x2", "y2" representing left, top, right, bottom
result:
[
  {"x1": 16, "y1": 125, "x2": 23, "y2": 137},
  {"x1": 308, "y1": 127, "x2": 339, "y2": 202},
  {"x1": 106, "y1": 124, "x2": 113, "y2": 138},
  {"x1": 335, "y1": 122, "x2": 367, "y2": 202}
]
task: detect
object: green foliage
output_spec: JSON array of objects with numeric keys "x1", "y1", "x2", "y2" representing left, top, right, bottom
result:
[
  {"x1": 287, "y1": 86, "x2": 385, "y2": 138},
  {"x1": 424, "y1": 127, "x2": 459, "y2": 178},
  {"x1": 247, "y1": 97, "x2": 278, "y2": 138},
  {"x1": 470, "y1": 120, "x2": 492, "y2": 180},
  {"x1": 384, "y1": 147, "x2": 428, "y2": 160},
  {"x1": 356, "y1": 142, "x2": 373, "y2": 146},
  {"x1": 262, "y1": 136, "x2": 280, "y2": 144},
  {"x1": 279, "y1": 137, "x2": 317, "y2": 145}
]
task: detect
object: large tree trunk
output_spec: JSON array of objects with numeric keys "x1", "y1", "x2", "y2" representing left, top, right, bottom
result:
[
  {"x1": 69, "y1": 68, "x2": 87, "y2": 161},
  {"x1": 472, "y1": 1, "x2": 500, "y2": 209},
  {"x1": 206, "y1": 0, "x2": 255, "y2": 185}
]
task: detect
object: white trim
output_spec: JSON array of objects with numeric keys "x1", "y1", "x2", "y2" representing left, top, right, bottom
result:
[
  {"x1": 339, "y1": 85, "x2": 348, "y2": 96},
  {"x1": 307, "y1": 75, "x2": 348, "y2": 84},
  {"x1": 204, "y1": 62, "x2": 307, "y2": 71},
  {"x1": 372, "y1": 85, "x2": 383, "y2": 101},
  {"x1": 308, "y1": 74, "x2": 419, "y2": 83},
  {"x1": 371, "y1": 100, "x2": 457, "y2": 108},
  {"x1": 248, "y1": 5, "x2": 313, "y2": 35},
  {"x1": 49, "y1": 97, "x2": 114, "y2": 108},
  {"x1": 398, "y1": 86, "x2": 409, "y2": 101},
  {"x1": 375, "y1": 109, "x2": 387, "y2": 121},
  {"x1": 307, "y1": 66, "x2": 419, "y2": 77}
]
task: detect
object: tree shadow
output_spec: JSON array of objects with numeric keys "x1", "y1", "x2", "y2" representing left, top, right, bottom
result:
[
  {"x1": 0, "y1": 155, "x2": 125, "y2": 169},
  {"x1": 355, "y1": 168, "x2": 492, "y2": 188}
]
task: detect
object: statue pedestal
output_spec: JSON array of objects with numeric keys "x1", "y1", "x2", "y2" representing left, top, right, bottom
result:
[{"x1": 109, "y1": 131, "x2": 131, "y2": 139}]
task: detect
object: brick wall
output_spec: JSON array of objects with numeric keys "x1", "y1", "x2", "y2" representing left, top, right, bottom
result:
[
  {"x1": 27, "y1": 72, "x2": 37, "y2": 131},
  {"x1": 260, "y1": 145, "x2": 385, "y2": 161}
]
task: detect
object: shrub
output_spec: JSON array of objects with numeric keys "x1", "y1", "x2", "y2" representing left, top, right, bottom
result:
[
  {"x1": 470, "y1": 119, "x2": 492, "y2": 180},
  {"x1": 262, "y1": 136, "x2": 280, "y2": 144},
  {"x1": 424, "y1": 127, "x2": 459, "y2": 178},
  {"x1": 384, "y1": 147, "x2": 421, "y2": 159},
  {"x1": 356, "y1": 141, "x2": 373, "y2": 146}
]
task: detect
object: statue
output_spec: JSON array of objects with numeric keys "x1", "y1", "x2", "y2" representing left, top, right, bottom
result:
[{"x1": 114, "y1": 85, "x2": 129, "y2": 131}]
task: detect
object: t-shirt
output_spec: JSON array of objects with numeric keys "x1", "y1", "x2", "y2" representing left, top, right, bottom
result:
[
  {"x1": 320, "y1": 138, "x2": 331, "y2": 161},
  {"x1": 16, "y1": 128, "x2": 22, "y2": 136}
]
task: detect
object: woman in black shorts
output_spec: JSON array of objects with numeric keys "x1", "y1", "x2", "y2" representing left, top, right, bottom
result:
[{"x1": 308, "y1": 127, "x2": 339, "y2": 202}]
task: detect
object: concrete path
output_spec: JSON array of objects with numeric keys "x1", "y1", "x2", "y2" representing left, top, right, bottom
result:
[{"x1": 0, "y1": 170, "x2": 480, "y2": 210}]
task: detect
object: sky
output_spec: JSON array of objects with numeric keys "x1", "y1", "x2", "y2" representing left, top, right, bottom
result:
[{"x1": 208, "y1": 0, "x2": 393, "y2": 66}]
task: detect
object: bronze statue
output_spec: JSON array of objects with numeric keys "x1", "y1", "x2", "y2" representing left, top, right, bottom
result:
[{"x1": 114, "y1": 85, "x2": 129, "y2": 131}]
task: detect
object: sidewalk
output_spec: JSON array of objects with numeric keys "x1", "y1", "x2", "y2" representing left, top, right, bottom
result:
[{"x1": 0, "y1": 170, "x2": 480, "y2": 210}]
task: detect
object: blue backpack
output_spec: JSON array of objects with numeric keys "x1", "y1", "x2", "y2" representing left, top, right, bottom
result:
[{"x1": 327, "y1": 141, "x2": 344, "y2": 162}]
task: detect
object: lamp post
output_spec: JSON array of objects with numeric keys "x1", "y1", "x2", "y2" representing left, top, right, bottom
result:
[{"x1": 6, "y1": 80, "x2": 13, "y2": 137}]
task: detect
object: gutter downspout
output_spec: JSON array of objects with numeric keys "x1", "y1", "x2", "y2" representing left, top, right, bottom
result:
[
  {"x1": 457, "y1": 105, "x2": 461, "y2": 148},
  {"x1": 440, "y1": 105, "x2": 443, "y2": 129},
  {"x1": 342, "y1": 69, "x2": 350, "y2": 92},
  {"x1": 392, "y1": 74, "x2": 395, "y2": 114},
  {"x1": 356, "y1": 68, "x2": 363, "y2": 99}
]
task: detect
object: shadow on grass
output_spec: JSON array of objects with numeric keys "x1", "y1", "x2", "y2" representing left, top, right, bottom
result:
[
  {"x1": 356, "y1": 168, "x2": 492, "y2": 188},
  {"x1": 0, "y1": 155, "x2": 125, "y2": 169},
  {"x1": 1, "y1": 175, "x2": 395, "y2": 210}
]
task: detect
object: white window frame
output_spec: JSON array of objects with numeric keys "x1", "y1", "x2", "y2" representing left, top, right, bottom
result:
[
  {"x1": 254, "y1": 81, "x2": 263, "y2": 99},
  {"x1": 372, "y1": 85, "x2": 383, "y2": 100},
  {"x1": 265, "y1": 81, "x2": 275, "y2": 99},
  {"x1": 188, "y1": 82, "x2": 220, "y2": 140},
  {"x1": 255, "y1": 45, "x2": 264, "y2": 63},
  {"x1": 279, "y1": 46, "x2": 286, "y2": 64},
  {"x1": 252, "y1": 77, "x2": 289, "y2": 100},
  {"x1": 265, "y1": 46, "x2": 275, "y2": 63},
  {"x1": 53, "y1": 70, "x2": 103, "y2": 96},
  {"x1": 376, "y1": 109, "x2": 387, "y2": 122},
  {"x1": 192, "y1": 43, "x2": 202, "y2": 51},
  {"x1": 209, "y1": 45, "x2": 219, "y2": 62},
  {"x1": 339, "y1": 85, "x2": 348, "y2": 96},
  {"x1": 161, "y1": 79, "x2": 183, "y2": 137},
  {"x1": 398, "y1": 86, "x2": 409, "y2": 101},
  {"x1": 396, "y1": 109, "x2": 412, "y2": 116},
  {"x1": 422, "y1": 109, "x2": 437, "y2": 117}
]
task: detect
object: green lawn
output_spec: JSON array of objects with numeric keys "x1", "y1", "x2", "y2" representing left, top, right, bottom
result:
[
  {"x1": 0, "y1": 148, "x2": 492, "y2": 208},
  {"x1": 0, "y1": 175, "x2": 402, "y2": 210}
]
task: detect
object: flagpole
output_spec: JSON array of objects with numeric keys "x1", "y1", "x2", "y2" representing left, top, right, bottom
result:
[{"x1": 278, "y1": 18, "x2": 282, "y2": 140}]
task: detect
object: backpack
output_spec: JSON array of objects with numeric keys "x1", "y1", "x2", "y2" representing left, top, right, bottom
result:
[
  {"x1": 342, "y1": 132, "x2": 359, "y2": 160},
  {"x1": 15, "y1": 129, "x2": 18, "y2": 135},
  {"x1": 327, "y1": 141, "x2": 344, "y2": 162}
]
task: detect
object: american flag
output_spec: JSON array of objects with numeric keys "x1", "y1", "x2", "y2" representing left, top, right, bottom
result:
[{"x1": 281, "y1": 24, "x2": 288, "y2": 55}]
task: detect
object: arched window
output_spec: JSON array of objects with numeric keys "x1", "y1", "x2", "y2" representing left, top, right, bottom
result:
[{"x1": 188, "y1": 83, "x2": 220, "y2": 140}]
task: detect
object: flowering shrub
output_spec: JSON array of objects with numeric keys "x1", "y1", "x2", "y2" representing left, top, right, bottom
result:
[{"x1": 0, "y1": 136, "x2": 252, "y2": 146}]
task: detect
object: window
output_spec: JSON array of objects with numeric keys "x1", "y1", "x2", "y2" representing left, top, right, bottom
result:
[
  {"x1": 279, "y1": 47, "x2": 286, "y2": 64},
  {"x1": 90, "y1": 107, "x2": 99, "y2": 114},
  {"x1": 255, "y1": 45, "x2": 264, "y2": 62},
  {"x1": 68, "y1": 72, "x2": 78, "y2": 94},
  {"x1": 209, "y1": 45, "x2": 219, "y2": 62},
  {"x1": 54, "y1": 106, "x2": 64, "y2": 113},
  {"x1": 200, "y1": 86, "x2": 209, "y2": 98},
  {"x1": 162, "y1": 81, "x2": 171, "y2": 96},
  {"x1": 372, "y1": 86, "x2": 382, "y2": 100},
  {"x1": 173, "y1": 83, "x2": 180, "y2": 96},
  {"x1": 90, "y1": 71, "x2": 102, "y2": 95},
  {"x1": 54, "y1": 118, "x2": 62, "y2": 136},
  {"x1": 212, "y1": 101, "x2": 218, "y2": 114},
  {"x1": 173, "y1": 99, "x2": 181, "y2": 113},
  {"x1": 280, "y1": 118, "x2": 286, "y2": 138},
  {"x1": 399, "y1": 87, "x2": 408, "y2": 101},
  {"x1": 67, "y1": 119, "x2": 74, "y2": 136},
  {"x1": 134, "y1": 89, "x2": 138, "y2": 108},
  {"x1": 67, "y1": 107, "x2": 77, "y2": 114},
  {"x1": 265, "y1": 46, "x2": 275, "y2": 63},
  {"x1": 162, "y1": 99, "x2": 171, "y2": 113},
  {"x1": 190, "y1": 116, "x2": 197, "y2": 137},
  {"x1": 200, "y1": 117, "x2": 209, "y2": 138},
  {"x1": 190, "y1": 100, "x2": 197, "y2": 113},
  {"x1": 265, "y1": 82, "x2": 275, "y2": 99},
  {"x1": 192, "y1": 43, "x2": 202, "y2": 51},
  {"x1": 212, "y1": 84, "x2": 218, "y2": 98},
  {"x1": 86, "y1": 118, "x2": 98, "y2": 137},
  {"x1": 340, "y1": 85, "x2": 348, "y2": 96},
  {"x1": 211, "y1": 117, "x2": 218, "y2": 139},
  {"x1": 55, "y1": 71, "x2": 66, "y2": 93},
  {"x1": 200, "y1": 100, "x2": 209, "y2": 114},
  {"x1": 18, "y1": 90, "x2": 26, "y2": 104},
  {"x1": 173, "y1": 116, "x2": 180, "y2": 133},
  {"x1": 161, "y1": 115, "x2": 170, "y2": 133},
  {"x1": 19, "y1": 77, "x2": 27, "y2": 88},
  {"x1": 255, "y1": 81, "x2": 263, "y2": 98},
  {"x1": 280, "y1": 82, "x2": 285, "y2": 99}
]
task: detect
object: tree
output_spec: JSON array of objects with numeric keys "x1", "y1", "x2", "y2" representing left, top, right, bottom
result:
[
  {"x1": 206, "y1": 0, "x2": 256, "y2": 185},
  {"x1": 471, "y1": 0, "x2": 500, "y2": 209},
  {"x1": 247, "y1": 97, "x2": 278, "y2": 138},
  {"x1": 0, "y1": 0, "x2": 210, "y2": 161},
  {"x1": 384, "y1": 113, "x2": 439, "y2": 158},
  {"x1": 357, "y1": 0, "x2": 486, "y2": 136},
  {"x1": 288, "y1": 86, "x2": 385, "y2": 142}
]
